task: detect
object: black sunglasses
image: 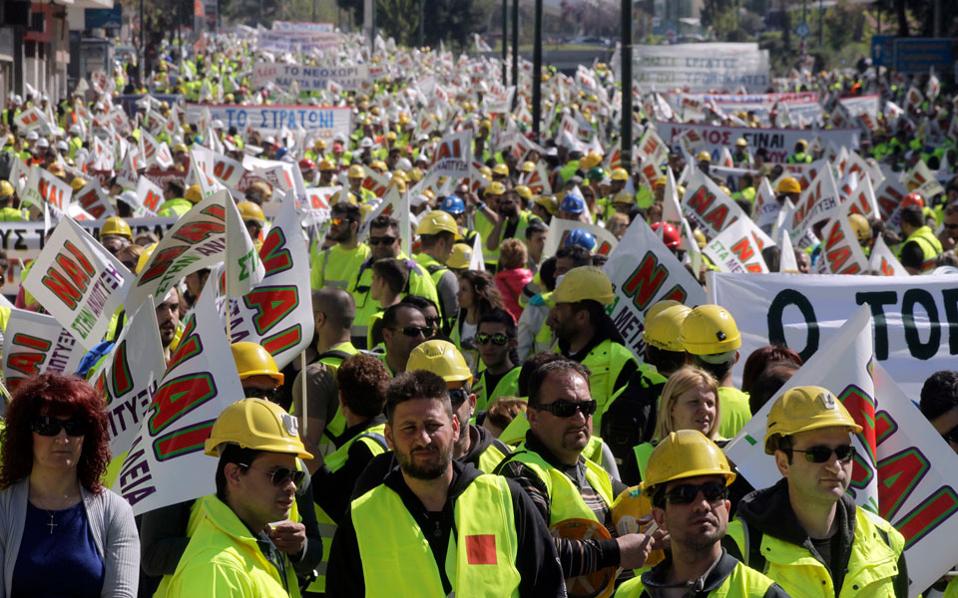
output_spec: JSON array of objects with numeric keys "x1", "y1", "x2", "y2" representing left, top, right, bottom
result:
[
  {"x1": 239, "y1": 464, "x2": 306, "y2": 488},
  {"x1": 243, "y1": 386, "x2": 281, "y2": 402},
  {"x1": 942, "y1": 425, "x2": 958, "y2": 445},
  {"x1": 393, "y1": 326, "x2": 432, "y2": 338},
  {"x1": 369, "y1": 236, "x2": 397, "y2": 246},
  {"x1": 790, "y1": 444, "x2": 855, "y2": 464},
  {"x1": 535, "y1": 399, "x2": 597, "y2": 418},
  {"x1": 665, "y1": 481, "x2": 728, "y2": 505},
  {"x1": 475, "y1": 332, "x2": 509, "y2": 346},
  {"x1": 32, "y1": 415, "x2": 88, "y2": 437},
  {"x1": 449, "y1": 388, "x2": 469, "y2": 407}
]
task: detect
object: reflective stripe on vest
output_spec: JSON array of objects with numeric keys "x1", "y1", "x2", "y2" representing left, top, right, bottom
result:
[
  {"x1": 578, "y1": 338, "x2": 637, "y2": 432},
  {"x1": 351, "y1": 474, "x2": 521, "y2": 597},
  {"x1": 499, "y1": 448, "x2": 613, "y2": 526}
]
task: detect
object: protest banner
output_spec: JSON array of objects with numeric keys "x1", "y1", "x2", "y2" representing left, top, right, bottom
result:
[
  {"x1": 73, "y1": 181, "x2": 115, "y2": 220},
  {"x1": 184, "y1": 104, "x2": 352, "y2": 137},
  {"x1": 92, "y1": 299, "x2": 167, "y2": 466},
  {"x1": 788, "y1": 166, "x2": 841, "y2": 244},
  {"x1": 2, "y1": 308, "x2": 84, "y2": 392},
  {"x1": 225, "y1": 199, "x2": 313, "y2": 369},
  {"x1": 813, "y1": 214, "x2": 869, "y2": 275},
  {"x1": 23, "y1": 218, "x2": 133, "y2": 349},
  {"x1": 682, "y1": 170, "x2": 773, "y2": 248},
  {"x1": 14, "y1": 107, "x2": 48, "y2": 132},
  {"x1": 271, "y1": 20, "x2": 334, "y2": 32},
  {"x1": 725, "y1": 308, "x2": 958, "y2": 597},
  {"x1": 255, "y1": 30, "x2": 342, "y2": 52},
  {"x1": 702, "y1": 217, "x2": 769, "y2": 273},
  {"x1": 839, "y1": 94, "x2": 881, "y2": 118},
  {"x1": 225, "y1": 190, "x2": 265, "y2": 298},
  {"x1": 134, "y1": 176, "x2": 164, "y2": 217},
  {"x1": 252, "y1": 63, "x2": 377, "y2": 92},
  {"x1": 431, "y1": 131, "x2": 473, "y2": 178},
  {"x1": 870, "y1": 236, "x2": 909, "y2": 276},
  {"x1": 211, "y1": 152, "x2": 246, "y2": 190},
  {"x1": 604, "y1": 218, "x2": 707, "y2": 357},
  {"x1": 656, "y1": 121, "x2": 860, "y2": 163},
  {"x1": 22, "y1": 165, "x2": 74, "y2": 213},
  {"x1": 542, "y1": 217, "x2": 618, "y2": 261},
  {"x1": 634, "y1": 43, "x2": 770, "y2": 92},
  {"x1": 707, "y1": 272, "x2": 958, "y2": 398},
  {"x1": 113, "y1": 278, "x2": 245, "y2": 515},
  {"x1": 126, "y1": 192, "x2": 227, "y2": 311}
]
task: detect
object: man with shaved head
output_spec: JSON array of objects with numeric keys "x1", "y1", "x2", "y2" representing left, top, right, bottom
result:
[{"x1": 293, "y1": 288, "x2": 360, "y2": 469}]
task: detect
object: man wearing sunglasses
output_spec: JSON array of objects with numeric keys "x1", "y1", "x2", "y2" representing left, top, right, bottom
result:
[
  {"x1": 379, "y1": 301, "x2": 431, "y2": 376},
  {"x1": 937, "y1": 201, "x2": 958, "y2": 251},
  {"x1": 165, "y1": 398, "x2": 314, "y2": 597},
  {"x1": 310, "y1": 201, "x2": 370, "y2": 293},
  {"x1": 327, "y1": 370, "x2": 565, "y2": 596},
  {"x1": 497, "y1": 359, "x2": 656, "y2": 583},
  {"x1": 473, "y1": 309, "x2": 522, "y2": 416},
  {"x1": 725, "y1": 386, "x2": 908, "y2": 598},
  {"x1": 616, "y1": 430, "x2": 787, "y2": 597},
  {"x1": 350, "y1": 214, "x2": 439, "y2": 348}
]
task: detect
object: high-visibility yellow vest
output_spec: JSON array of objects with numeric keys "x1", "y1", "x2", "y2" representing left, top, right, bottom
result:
[
  {"x1": 613, "y1": 559, "x2": 776, "y2": 597},
  {"x1": 310, "y1": 242, "x2": 370, "y2": 291},
  {"x1": 309, "y1": 423, "x2": 387, "y2": 594},
  {"x1": 351, "y1": 474, "x2": 521, "y2": 597},
  {"x1": 497, "y1": 447, "x2": 613, "y2": 526}
]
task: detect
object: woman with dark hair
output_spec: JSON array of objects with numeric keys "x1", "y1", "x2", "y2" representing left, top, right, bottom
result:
[
  {"x1": 0, "y1": 373, "x2": 139, "y2": 597},
  {"x1": 452, "y1": 269, "x2": 505, "y2": 372}
]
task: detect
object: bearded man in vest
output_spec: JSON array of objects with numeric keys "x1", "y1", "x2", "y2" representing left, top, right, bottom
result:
[
  {"x1": 615, "y1": 430, "x2": 787, "y2": 597},
  {"x1": 496, "y1": 359, "x2": 658, "y2": 584},
  {"x1": 327, "y1": 370, "x2": 565, "y2": 596},
  {"x1": 723, "y1": 386, "x2": 908, "y2": 597}
]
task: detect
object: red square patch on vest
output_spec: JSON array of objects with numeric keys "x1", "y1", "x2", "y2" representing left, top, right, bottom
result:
[{"x1": 465, "y1": 534, "x2": 497, "y2": 565}]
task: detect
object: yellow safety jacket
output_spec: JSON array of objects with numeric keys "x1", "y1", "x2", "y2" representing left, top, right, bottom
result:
[
  {"x1": 310, "y1": 423, "x2": 387, "y2": 594},
  {"x1": 717, "y1": 386, "x2": 752, "y2": 439},
  {"x1": 351, "y1": 474, "x2": 521, "y2": 597},
  {"x1": 475, "y1": 210, "x2": 538, "y2": 269},
  {"x1": 309, "y1": 242, "x2": 371, "y2": 291},
  {"x1": 614, "y1": 556, "x2": 777, "y2": 597},
  {"x1": 350, "y1": 252, "x2": 439, "y2": 345},
  {"x1": 473, "y1": 366, "x2": 521, "y2": 414},
  {"x1": 726, "y1": 506, "x2": 905, "y2": 598},
  {"x1": 573, "y1": 338, "x2": 638, "y2": 433},
  {"x1": 163, "y1": 495, "x2": 301, "y2": 598},
  {"x1": 896, "y1": 225, "x2": 942, "y2": 272},
  {"x1": 498, "y1": 447, "x2": 613, "y2": 526}
]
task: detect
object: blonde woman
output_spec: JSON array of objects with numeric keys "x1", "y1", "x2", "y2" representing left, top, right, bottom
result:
[{"x1": 634, "y1": 366, "x2": 721, "y2": 482}]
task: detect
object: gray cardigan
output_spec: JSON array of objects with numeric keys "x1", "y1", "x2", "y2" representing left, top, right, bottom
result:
[{"x1": 0, "y1": 479, "x2": 139, "y2": 597}]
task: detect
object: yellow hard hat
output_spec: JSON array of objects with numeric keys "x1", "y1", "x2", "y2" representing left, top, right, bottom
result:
[
  {"x1": 681, "y1": 304, "x2": 741, "y2": 355},
  {"x1": 479, "y1": 166, "x2": 493, "y2": 179},
  {"x1": 696, "y1": 151, "x2": 711, "y2": 163},
  {"x1": 391, "y1": 170, "x2": 408, "y2": 182},
  {"x1": 416, "y1": 210, "x2": 461, "y2": 238},
  {"x1": 645, "y1": 300, "x2": 681, "y2": 320},
  {"x1": 314, "y1": 138, "x2": 327, "y2": 150},
  {"x1": 653, "y1": 175, "x2": 667, "y2": 189},
  {"x1": 136, "y1": 243, "x2": 156, "y2": 274},
  {"x1": 231, "y1": 341, "x2": 284, "y2": 385},
  {"x1": 520, "y1": 161, "x2": 536, "y2": 173},
  {"x1": 735, "y1": 137, "x2": 748, "y2": 148},
  {"x1": 777, "y1": 177, "x2": 802, "y2": 195},
  {"x1": 409, "y1": 167, "x2": 424, "y2": 182},
  {"x1": 514, "y1": 185, "x2": 533, "y2": 201},
  {"x1": 580, "y1": 151, "x2": 603, "y2": 169},
  {"x1": 348, "y1": 164, "x2": 366, "y2": 179},
  {"x1": 848, "y1": 213, "x2": 871, "y2": 244},
  {"x1": 640, "y1": 430, "x2": 736, "y2": 496},
  {"x1": 480, "y1": 119, "x2": 492, "y2": 130},
  {"x1": 385, "y1": 131, "x2": 398, "y2": 141},
  {"x1": 185, "y1": 184, "x2": 203, "y2": 203},
  {"x1": 173, "y1": 143, "x2": 189, "y2": 154},
  {"x1": 612, "y1": 190, "x2": 634, "y2": 206},
  {"x1": 692, "y1": 228, "x2": 706, "y2": 249},
  {"x1": 644, "y1": 304, "x2": 692, "y2": 352},
  {"x1": 485, "y1": 181, "x2": 505, "y2": 197},
  {"x1": 101, "y1": 216, "x2": 133, "y2": 241},
  {"x1": 446, "y1": 243, "x2": 472, "y2": 269},
  {"x1": 237, "y1": 201, "x2": 266, "y2": 224},
  {"x1": 0, "y1": 180, "x2": 14, "y2": 199},
  {"x1": 533, "y1": 194, "x2": 558, "y2": 215},
  {"x1": 319, "y1": 159, "x2": 336, "y2": 171},
  {"x1": 204, "y1": 398, "x2": 311, "y2": 459},
  {"x1": 492, "y1": 163, "x2": 510, "y2": 177},
  {"x1": 796, "y1": 139, "x2": 808, "y2": 151},
  {"x1": 48, "y1": 163, "x2": 66, "y2": 178},
  {"x1": 370, "y1": 160, "x2": 388, "y2": 173},
  {"x1": 71, "y1": 177, "x2": 88, "y2": 192},
  {"x1": 611, "y1": 168, "x2": 629, "y2": 182},
  {"x1": 406, "y1": 339, "x2": 473, "y2": 385},
  {"x1": 764, "y1": 386, "x2": 862, "y2": 454},
  {"x1": 552, "y1": 266, "x2": 614, "y2": 305}
]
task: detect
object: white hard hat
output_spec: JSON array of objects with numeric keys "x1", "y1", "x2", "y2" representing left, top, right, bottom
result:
[
  {"x1": 360, "y1": 137, "x2": 374, "y2": 149},
  {"x1": 35, "y1": 138, "x2": 49, "y2": 149},
  {"x1": 212, "y1": 119, "x2": 225, "y2": 129},
  {"x1": 25, "y1": 131, "x2": 39, "y2": 141},
  {"x1": 56, "y1": 140, "x2": 69, "y2": 151}
]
